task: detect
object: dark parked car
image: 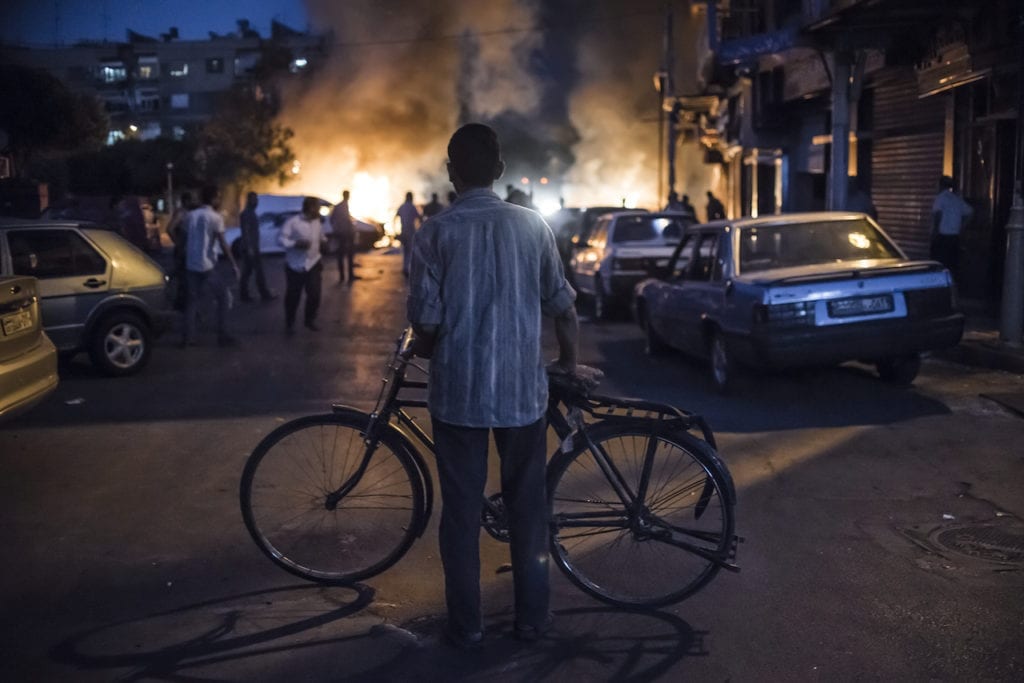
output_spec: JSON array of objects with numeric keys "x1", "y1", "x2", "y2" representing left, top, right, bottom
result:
[
  {"x1": 0, "y1": 218, "x2": 173, "y2": 376},
  {"x1": 633, "y1": 212, "x2": 965, "y2": 392},
  {"x1": 0, "y1": 275, "x2": 58, "y2": 420}
]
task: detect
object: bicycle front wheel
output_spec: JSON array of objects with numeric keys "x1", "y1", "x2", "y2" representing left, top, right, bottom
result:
[
  {"x1": 240, "y1": 412, "x2": 425, "y2": 584},
  {"x1": 548, "y1": 423, "x2": 735, "y2": 608}
]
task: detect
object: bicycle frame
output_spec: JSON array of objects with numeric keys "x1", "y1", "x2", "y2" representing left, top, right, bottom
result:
[{"x1": 328, "y1": 328, "x2": 735, "y2": 570}]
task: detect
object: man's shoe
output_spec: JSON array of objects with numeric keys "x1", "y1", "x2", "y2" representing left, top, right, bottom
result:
[
  {"x1": 217, "y1": 335, "x2": 240, "y2": 348},
  {"x1": 444, "y1": 628, "x2": 484, "y2": 651},
  {"x1": 514, "y1": 612, "x2": 554, "y2": 642}
]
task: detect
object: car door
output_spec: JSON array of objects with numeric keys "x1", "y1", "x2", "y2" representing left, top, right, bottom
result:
[
  {"x1": 3, "y1": 228, "x2": 111, "y2": 350},
  {"x1": 658, "y1": 230, "x2": 724, "y2": 355},
  {"x1": 647, "y1": 234, "x2": 696, "y2": 350}
]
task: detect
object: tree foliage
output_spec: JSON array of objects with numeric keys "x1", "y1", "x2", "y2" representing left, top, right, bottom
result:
[
  {"x1": 197, "y1": 84, "x2": 296, "y2": 188},
  {"x1": 0, "y1": 64, "x2": 107, "y2": 173}
]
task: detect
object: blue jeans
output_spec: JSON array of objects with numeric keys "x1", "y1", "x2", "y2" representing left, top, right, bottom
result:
[
  {"x1": 431, "y1": 416, "x2": 550, "y2": 635},
  {"x1": 183, "y1": 269, "x2": 231, "y2": 342}
]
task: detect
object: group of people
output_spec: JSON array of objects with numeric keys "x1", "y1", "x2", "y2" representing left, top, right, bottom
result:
[{"x1": 664, "y1": 190, "x2": 725, "y2": 222}]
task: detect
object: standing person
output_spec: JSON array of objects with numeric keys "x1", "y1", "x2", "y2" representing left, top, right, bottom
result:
[
  {"x1": 423, "y1": 192, "x2": 444, "y2": 218},
  {"x1": 930, "y1": 175, "x2": 973, "y2": 276},
  {"x1": 407, "y1": 123, "x2": 579, "y2": 649},
  {"x1": 330, "y1": 189, "x2": 358, "y2": 284},
  {"x1": 279, "y1": 196, "x2": 326, "y2": 333},
  {"x1": 182, "y1": 185, "x2": 240, "y2": 347},
  {"x1": 238, "y1": 192, "x2": 277, "y2": 302},
  {"x1": 664, "y1": 191, "x2": 684, "y2": 212},
  {"x1": 166, "y1": 191, "x2": 195, "y2": 312},
  {"x1": 706, "y1": 191, "x2": 726, "y2": 221},
  {"x1": 679, "y1": 194, "x2": 697, "y2": 219},
  {"x1": 395, "y1": 191, "x2": 422, "y2": 277}
]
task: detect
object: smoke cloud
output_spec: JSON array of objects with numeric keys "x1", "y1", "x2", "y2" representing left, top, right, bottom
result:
[{"x1": 270, "y1": 0, "x2": 714, "y2": 221}]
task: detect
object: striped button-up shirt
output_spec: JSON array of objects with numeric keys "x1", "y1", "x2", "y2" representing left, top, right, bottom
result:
[{"x1": 407, "y1": 188, "x2": 576, "y2": 428}]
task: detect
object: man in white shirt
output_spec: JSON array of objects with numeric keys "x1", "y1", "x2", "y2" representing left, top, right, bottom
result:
[
  {"x1": 930, "y1": 175, "x2": 974, "y2": 276},
  {"x1": 279, "y1": 196, "x2": 326, "y2": 334},
  {"x1": 182, "y1": 185, "x2": 239, "y2": 347},
  {"x1": 395, "y1": 191, "x2": 422, "y2": 277}
]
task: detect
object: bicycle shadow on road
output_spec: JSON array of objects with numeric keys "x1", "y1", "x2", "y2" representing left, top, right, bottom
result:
[
  {"x1": 359, "y1": 606, "x2": 706, "y2": 682},
  {"x1": 49, "y1": 583, "x2": 377, "y2": 681}
]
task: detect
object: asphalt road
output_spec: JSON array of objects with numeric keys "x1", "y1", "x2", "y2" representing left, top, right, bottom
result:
[{"x1": 2, "y1": 248, "x2": 1023, "y2": 681}]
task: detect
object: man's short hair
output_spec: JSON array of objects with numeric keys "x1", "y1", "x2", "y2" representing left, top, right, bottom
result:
[
  {"x1": 939, "y1": 175, "x2": 955, "y2": 190},
  {"x1": 448, "y1": 123, "x2": 501, "y2": 187},
  {"x1": 302, "y1": 196, "x2": 319, "y2": 214},
  {"x1": 200, "y1": 185, "x2": 219, "y2": 206}
]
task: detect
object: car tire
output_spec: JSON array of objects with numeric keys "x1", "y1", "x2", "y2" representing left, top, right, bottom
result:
[
  {"x1": 709, "y1": 330, "x2": 736, "y2": 394},
  {"x1": 641, "y1": 307, "x2": 668, "y2": 356},
  {"x1": 876, "y1": 354, "x2": 921, "y2": 385},
  {"x1": 88, "y1": 311, "x2": 152, "y2": 377}
]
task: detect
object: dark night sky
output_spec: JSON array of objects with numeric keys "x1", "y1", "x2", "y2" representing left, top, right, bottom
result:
[{"x1": 0, "y1": 0, "x2": 311, "y2": 45}]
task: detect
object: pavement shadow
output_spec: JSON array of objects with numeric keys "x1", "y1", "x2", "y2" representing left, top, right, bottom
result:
[
  {"x1": 359, "y1": 607, "x2": 704, "y2": 682},
  {"x1": 591, "y1": 337, "x2": 954, "y2": 432},
  {"x1": 49, "y1": 583, "x2": 375, "y2": 680}
]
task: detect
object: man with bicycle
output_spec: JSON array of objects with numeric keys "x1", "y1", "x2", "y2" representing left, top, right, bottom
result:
[{"x1": 407, "y1": 123, "x2": 579, "y2": 649}]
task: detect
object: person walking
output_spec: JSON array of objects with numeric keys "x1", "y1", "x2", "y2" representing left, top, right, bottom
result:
[
  {"x1": 664, "y1": 191, "x2": 684, "y2": 212},
  {"x1": 423, "y1": 192, "x2": 444, "y2": 218},
  {"x1": 238, "y1": 192, "x2": 277, "y2": 302},
  {"x1": 930, "y1": 175, "x2": 973, "y2": 276},
  {"x1": 330, "y1": 189, "x2": 358, "y2": 284},
  {"x1": 166, "y1": 190, "x2": 195, "y2": 312},
  {"x1": 395, "y1": 191, "x2": 422, "y2": 277},
  {"x1": 407, "y1": 122, "x2": 580, "y2": 649},
  {"x1": 280, "y1": 196, "x2": 326, "y2": 334},
  {"x1": 181, "y1": 185, "x2": 240, "y2": 347},
  {"x1": 679, "y1": 194, "x2": 697, "y2": 219},
  {"x1": 705, "y1": 191, "x2": 726, "y2": 220}
]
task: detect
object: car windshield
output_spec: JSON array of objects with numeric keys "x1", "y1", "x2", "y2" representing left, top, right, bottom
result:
[
  {"x1": 612, "y1": 216, "x2": 686, "y2": 243},
  {"x1": 738, "y1": 218, "x2": 901, "y2": 272}
]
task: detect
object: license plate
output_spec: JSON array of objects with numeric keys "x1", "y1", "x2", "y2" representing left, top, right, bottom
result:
[
  {"x1": 828, "y1": 294, "x2": 894, "y2": 317},
  {"x1": 1, "y1": 308, "x2": 32, "y2": 336}
]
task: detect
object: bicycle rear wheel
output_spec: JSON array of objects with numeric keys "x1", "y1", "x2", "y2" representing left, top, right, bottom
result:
[
  {"x1": 548, "y1": 423, "x2": 735, "y2": 608},
  {"x1": 240, "y1": 412, "x2": 425, "y2": 584}
]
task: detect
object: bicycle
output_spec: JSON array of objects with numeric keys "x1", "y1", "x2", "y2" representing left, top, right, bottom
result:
[{"x1": 240, "y1": 327, "x2": 740, "y2": 609}]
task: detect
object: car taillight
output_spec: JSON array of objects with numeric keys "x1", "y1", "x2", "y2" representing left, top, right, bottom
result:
[{"x1": 755, "y1": 301, "x2": 816, "y2": 326}]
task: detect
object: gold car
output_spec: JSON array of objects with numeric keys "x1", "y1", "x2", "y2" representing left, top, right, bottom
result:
[{"x1": 0, "y1": 275, "x2": 58, "y2": 421}]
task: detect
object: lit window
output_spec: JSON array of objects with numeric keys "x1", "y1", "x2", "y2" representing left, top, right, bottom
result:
[
  {"x1": 106, "y1": 130, "x2": 125, "y2": 145},
  {"x1": 137, "y1": 56, "x2": 158, "y2": 80},
  {"x1": 168, "y1": 62, "x2": 189, "y2": 78},
  {"x1": 100, "y1": 64, "x2": 126, "y2": 83},
  {"x1": 289, "y1": 57, "x2": 308, "y2": 73},
  {"x1": 172, "y1": 126, "x2": 186, "y2": 140},
  {"x1": 170, "y1": 93, "x2": 189, "y2": 109}
]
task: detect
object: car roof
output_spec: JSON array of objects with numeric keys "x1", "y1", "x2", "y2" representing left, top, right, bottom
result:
[
  {"x1": 0, "y1": 217, "x2": 105, "y2": 230},
  {"x1": 705, "y1": 211, "x2": 873, "y2": 229}
]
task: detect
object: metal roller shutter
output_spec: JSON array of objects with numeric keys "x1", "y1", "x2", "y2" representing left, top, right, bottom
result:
[{"x1": 870, "y1": 72, "x2": 945, "y2": 259}]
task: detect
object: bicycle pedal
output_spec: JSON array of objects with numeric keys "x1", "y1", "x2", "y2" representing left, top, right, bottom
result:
[{"x1": 495, "y1": 563, "x2": 513, "y2": 574}]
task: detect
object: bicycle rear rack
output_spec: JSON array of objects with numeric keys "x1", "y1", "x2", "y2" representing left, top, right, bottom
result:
[{"x1": 568, "y1": 392, "x2": 718, "y2": 450}]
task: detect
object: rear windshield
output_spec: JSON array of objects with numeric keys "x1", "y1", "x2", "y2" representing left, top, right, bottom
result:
[
  {"x1": 738, "y1": 218, "x2": 901, "y2": 272},
  {"x1": 612, "y1": 216, "x2": 687, "y2": 243}
]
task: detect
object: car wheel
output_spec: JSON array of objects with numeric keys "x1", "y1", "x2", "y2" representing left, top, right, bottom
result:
[
  {"x1": 88, "y1": 311, "x2": 152, "y2": 377},
  {"x1": 709, "y1": 330, "x2": 736, "y2": 394},
  {"x1": 876, "y1": 354, "x2": 921, "y2": 385},
  {"x1": 641, "y1": 307, "x2": 668, "y2": 356}
]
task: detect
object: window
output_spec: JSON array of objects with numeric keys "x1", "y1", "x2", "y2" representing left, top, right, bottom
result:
[
  {"x1": 99, "y1": 62, "x2": 126, "y2": 83},
  {"x1": 206, "y1": 57, "x2": 224, "y2": 74},
  {"x1": 167, "y1": 62, "x2": 189, "y2": 78},
  {"x1": 170, "y1": 93, "x2": 190, "y2": 109},
  {"x1": 7, "y1": 230, "x2": 106, "y2": 279},
  {"x1": 738, "y1": 218, "x2": 902, "y2": 273},
  {"x1": 106, "y1": 130, "x2": 125, "y2": 145},
  {"x1": 670, "y1": 236, "x2": 696, "y2": 280},
  {"x1": 690, "y1": 233, "x2": 721, "y2": 282},
  {"x1": 137, "y1": 55, "x2": 158, "y2": 80}
]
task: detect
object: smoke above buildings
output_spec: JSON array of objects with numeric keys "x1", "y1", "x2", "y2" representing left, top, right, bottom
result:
[{"x1": 274, "y1": 0, "x2": 712, "y2": 221}]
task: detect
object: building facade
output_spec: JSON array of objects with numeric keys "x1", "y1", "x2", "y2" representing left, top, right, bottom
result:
[{"x1": 681, "y1": 0, "x2": 1021, "y2": 309}]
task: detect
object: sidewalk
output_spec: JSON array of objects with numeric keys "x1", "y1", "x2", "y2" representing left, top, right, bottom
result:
[{"x1": 935, "y1": 315, "x2": 1024, "y2": 375}]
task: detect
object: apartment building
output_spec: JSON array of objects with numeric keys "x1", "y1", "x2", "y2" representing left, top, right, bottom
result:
[{"x1": 0, "y1": 20, "x2": 329, "y2": 145}]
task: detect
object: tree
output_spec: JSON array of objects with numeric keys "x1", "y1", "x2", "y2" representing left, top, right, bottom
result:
[
  {"x1": 197, "y1": 83, "x2": 296, "y2": 190},
  {"x1": 0, "y1": 64, "x2": 107, "y2": 175}
]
